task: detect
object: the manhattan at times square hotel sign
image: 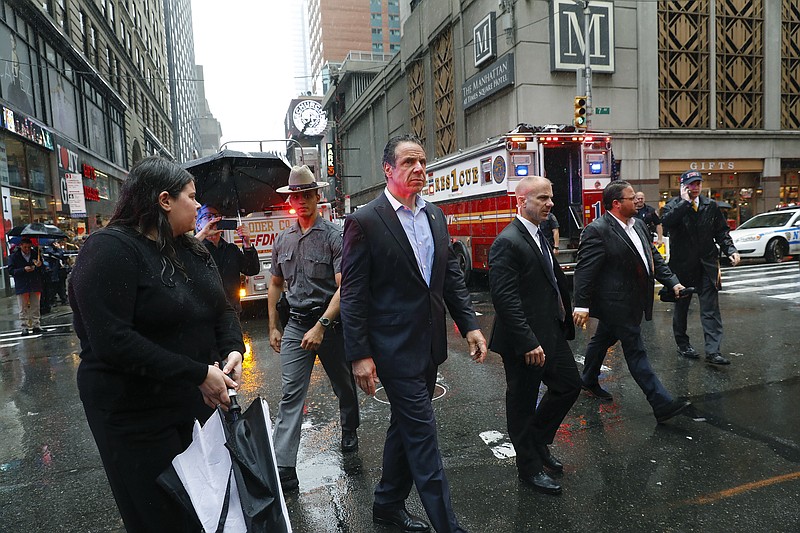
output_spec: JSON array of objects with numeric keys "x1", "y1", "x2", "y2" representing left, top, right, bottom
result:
[{"x1": 550, "y1": 0, "x2": 615, "y2": 73}]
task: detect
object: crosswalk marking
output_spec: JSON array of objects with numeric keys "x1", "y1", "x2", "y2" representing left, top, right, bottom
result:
[
  {"x1": 722, "y1": 273, "x2": 798, "y2": 287},
  {"x1": 724, "y1": 281, "x2": 800, "y2": 294},
  {"x1": 721, "y1": 264, "x2": 797, "y2": 280},
  {"x1": 770, "y1": 291, "x2": 800, "y2": 301},
  {"x1": 715, "y1": 262, "x2": 800, "y2": 300}
]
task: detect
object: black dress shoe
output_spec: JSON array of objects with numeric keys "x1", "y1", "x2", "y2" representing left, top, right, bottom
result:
[
  {"x1": 31, "y1": 327, "x2": 44, "y2": 334},
  {"x1": 705, "y1": 353, "x2": 730, "y2": 365},
  {"x1": 21, "y1": 328, "x2": 30, "y2": 336},
  {"x1": 581, "y1": 382, "x2": 613, "y2": 401},
  {"x1": 341, "y1": 429, "x2": 358, "y2": 453},
  {"x1": 518, "y1": 471, "x2": 562, "y2": 495},
  {"x1": 278, "y1": 466, "x2": 299, "y2": 491},
  {"x1": 535, "y1": 444, "x2": 563, "y2": 475},
  {"x1": 677, "y1": 346, "x2": 700, "y2": 359},
  {"x1": 654, "y1": 399, "x2": 691, "y2": 424},
  {"x1": 373, "y1": 506, "x2": 431, "y2": 532}
]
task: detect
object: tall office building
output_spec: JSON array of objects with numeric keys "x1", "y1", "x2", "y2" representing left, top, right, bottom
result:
[
  {"x1": 308, "y1": 0, "x2": 401, "y2": 94},
  {"x1": 289, "y1": 0, "x2": 313, "y2": 96},
  {"x1": 194, "y1": 65, "x2": 222, "y2": 157},
  {"x1": 163, "y1": 0, "x2": 200, "y2": 162}
]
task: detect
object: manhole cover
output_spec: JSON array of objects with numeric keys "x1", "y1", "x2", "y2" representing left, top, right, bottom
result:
[{"x1": 373, "y1": 383, "x2": 448, "y2": 405}]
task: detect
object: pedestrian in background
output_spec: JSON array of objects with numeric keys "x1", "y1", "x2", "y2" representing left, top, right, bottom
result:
[
  {"x1": 633, "y1": 191, "x2": 664, "y2": 245},
  {"x1": 488, "y1": 175, "x2": 580, "y2": 496},
  {"x1": 9, "y1": 237, "x2": 44, "y2": 335},
  {"x1": 341, "y1": 135, "x2": 487, "y2": 533},
  {"x1": 539, "y1": 211, "x2": 561, "y2": 254},
  {"x1": 194, "y1": 203, "x2": 260, "y2": 314},
  {"x1": 573, "y1": 180, "x2": 691, "y2": 424},
  {"x1": 69, "y1": 157, "x2": 244, "y2": 532},
  {"x1": 268, "y1": 165, "x2": 360, "y2": 493},
  {"x1": 661, "y1": 170, "x2": 740, "y2": 365}
]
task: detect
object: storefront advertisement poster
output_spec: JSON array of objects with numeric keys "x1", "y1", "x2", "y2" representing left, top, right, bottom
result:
[
  {"x1": 0, "y1": 139, "x2": 9, "y2": 185},
  {"x1": 2, "y1": 185, "x2": 12, "y2": 239},
  {"x1": 65, "y1": 172, "x2": 86, "y2": 217},
  {"x1": 0, "y1": 24, "x2": 35, "y2": 116}
]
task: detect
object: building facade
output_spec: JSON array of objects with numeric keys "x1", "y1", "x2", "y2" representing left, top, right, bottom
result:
[
  {"x1": 193, "y1": 64, "x2": 222, "y2": 157},
  {"x1": 163, "y1": 0, "x2": 200, "y2": 162},
  {"x1": 323, "y1": 0, "x2": 799, "y2": 228},
  {"x1": 0, "y1": 0, "x2": 175, "y2": 292},
  {"x1": 309, "y1": 0, "x2": 401, "y2": 94},
  {"x1": 289, "y1": 0, "x2": 313, "y2": 97}
]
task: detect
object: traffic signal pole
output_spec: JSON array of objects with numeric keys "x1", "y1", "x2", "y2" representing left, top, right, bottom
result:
[{"x1": 582, "y1": 0, "x2": 593, "y2": 130}]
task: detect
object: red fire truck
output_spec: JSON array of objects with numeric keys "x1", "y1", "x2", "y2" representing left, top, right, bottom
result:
[{"x1": 422, "y1": 124, "x2": 614, "y2": 281}]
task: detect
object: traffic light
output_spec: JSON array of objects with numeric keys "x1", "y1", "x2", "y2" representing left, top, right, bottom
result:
[{"x1": 573, "y1": 96, "x2": 587, "y2": 128}]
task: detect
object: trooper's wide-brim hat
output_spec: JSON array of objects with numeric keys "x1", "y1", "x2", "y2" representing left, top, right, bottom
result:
[{"x1": 276, "y1": 165, "x2": 328, "y2": 194}]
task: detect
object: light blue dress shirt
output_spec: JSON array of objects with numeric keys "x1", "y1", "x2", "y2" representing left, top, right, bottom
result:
[{"x1": 384, "y1": 188, "x2": 434, "y2": 286}]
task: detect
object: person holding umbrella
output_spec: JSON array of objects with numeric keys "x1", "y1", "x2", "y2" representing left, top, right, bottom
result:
[
  {"x1": 69, "y1": 157, "x2": 245, "y2": 532},
  {"x1": 194, "y1": 203, "x2": 260, "y2": 314},
  {"x1": 9, "y1": 237, "x2": 44, "y2": 335}
]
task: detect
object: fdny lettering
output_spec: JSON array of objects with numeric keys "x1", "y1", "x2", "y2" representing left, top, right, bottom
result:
[{"x1": 252, "y1": 232, "x2": 277, "y2": 247}]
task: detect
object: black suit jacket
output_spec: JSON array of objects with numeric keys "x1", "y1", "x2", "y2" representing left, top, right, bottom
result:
[
  {"x1": 573, "y1": 212, "x2": 679, "y2": 326},
  {"x1": 340, "y1": 193, "x2": 479, "y2": 379},
  {"x1": 488, "y1": 217, "x2": 574, "y2": 358},
  {"x1": 661, "y1": 195, "x2": 737, "y2": 286}
]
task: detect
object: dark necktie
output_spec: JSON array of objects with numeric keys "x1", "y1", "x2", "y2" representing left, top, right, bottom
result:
[{"x1": 537, "y1": 230, "x2": 566, "y2": 321}]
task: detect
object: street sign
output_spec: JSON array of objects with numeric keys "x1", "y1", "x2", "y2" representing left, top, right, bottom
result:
[{"x1": 595, "y1": 106, "x2": 611, "y2": 115}]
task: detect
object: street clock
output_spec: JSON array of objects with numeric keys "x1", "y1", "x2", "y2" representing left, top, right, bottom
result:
[{"x1": 291, "y1": 100, "x2": 327, "y2": 136}]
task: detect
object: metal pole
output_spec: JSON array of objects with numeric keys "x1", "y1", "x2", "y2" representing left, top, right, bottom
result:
[{"x1": 583, "y1": 0, "x2": 593, "y2": 130}]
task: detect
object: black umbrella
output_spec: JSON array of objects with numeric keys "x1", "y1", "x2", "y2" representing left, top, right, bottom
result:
[
  {"x1": 157, "y1": 394, "x2": 290, "y2": 533},
  {"x1": 183, "y1": 150, "x2": 292, "y2": 216},
  {"x1": 222, "y1": 395, "x2": 290, "y2": 532},
  {"x1": 8, "y1": 223, "x2": 67, "y2": 239}
]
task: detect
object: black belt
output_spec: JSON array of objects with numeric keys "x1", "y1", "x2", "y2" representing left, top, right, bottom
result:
[
  {"x1": 289, "y1": 306, "x2": 323, "y2": 324},
  {"x1": 289, "y1": 306, "x2": 341, "y2": 329}
]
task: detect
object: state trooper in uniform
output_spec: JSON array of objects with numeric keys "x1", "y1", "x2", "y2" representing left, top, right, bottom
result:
[{"x1": 267, "y1": 165, "x2": 360, "y2": 492}]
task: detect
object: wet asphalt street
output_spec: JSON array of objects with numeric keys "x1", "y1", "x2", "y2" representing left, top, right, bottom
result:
[{"x1": 1, "y1": 260, "x2": 799, "y2": 532}]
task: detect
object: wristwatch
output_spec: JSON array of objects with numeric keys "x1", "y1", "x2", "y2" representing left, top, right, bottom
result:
[{"x1": 318, "y1": 317, "x2": 332, "y2": 328}]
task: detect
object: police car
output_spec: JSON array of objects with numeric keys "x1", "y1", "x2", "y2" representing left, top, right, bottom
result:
[{"x1": 730, "y1": 206, "x2": 800, "y2": 263}]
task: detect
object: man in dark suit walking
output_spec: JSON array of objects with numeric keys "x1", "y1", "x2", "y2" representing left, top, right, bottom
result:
[
  {"x1": 573, "y1": 181, "x2": 691, "y2": 424},
  {"x1": 661, "y1": 170, "x2": 740, "y2": 365},
  {"x1": 488, "y1": 176, "x2": 581, "y2": 496},
  {"x1": 340, "y1": 134, "x2": 487, "y2": 533}
]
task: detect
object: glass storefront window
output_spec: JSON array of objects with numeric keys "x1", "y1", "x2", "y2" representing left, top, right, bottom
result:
[
  {"x1": 9, "y1": 190, "x2": 31, "y2": 225},
  {"x1": 780, "y1": 171, "x2": 799, "y2": 206},
  {"x1": 31, "y1": 192, "x2": 52, "y2": 222},
  {"x1": 659, "y1": 172, "x2": 761, "y2": 229},
  {"x1": 26, "y1": 146, "x2": 51, "y2": 193},
  {"x1": 5, "y1": 137, "x2": 26, "y2": 187}
]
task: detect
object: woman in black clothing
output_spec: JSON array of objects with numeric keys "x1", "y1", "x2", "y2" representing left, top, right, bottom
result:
[{"x1": 69, "y1": 157, "x2": 245, "y2": 532}]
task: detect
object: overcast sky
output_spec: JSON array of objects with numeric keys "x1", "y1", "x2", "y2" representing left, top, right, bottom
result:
[{"x1": 191, "y1": 1, "x2": 297, "y2": 147}]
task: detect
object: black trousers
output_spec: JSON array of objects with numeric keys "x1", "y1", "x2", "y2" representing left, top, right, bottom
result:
[
  {"x1": 375, "y1": 362, "x2": 467, "y2": 533},
  {"x1": 82, "y1": 400, "x2": 207, "y2": 532},
  {"x1": 673, "y1": 272, "x2": 723, "y2": 354},
  {"x1": 582, "y1": 320, "x2": 673, "y2": 412},
  {"x1": 501, "y1": 333, "x2": 580, "y2": 477}
]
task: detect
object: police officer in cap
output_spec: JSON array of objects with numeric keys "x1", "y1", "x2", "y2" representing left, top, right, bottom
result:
[
  {"x1": 661, "y1": 170, "x2": 740, "y2": 366},
  {"x1": 268, "y1": 165, "x2": 360, "y2": 492}
]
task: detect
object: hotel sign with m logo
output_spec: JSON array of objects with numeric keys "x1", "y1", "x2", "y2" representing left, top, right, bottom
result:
[{"x1": 550, "y1": 0, "x2": 615, "y2": 73}]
